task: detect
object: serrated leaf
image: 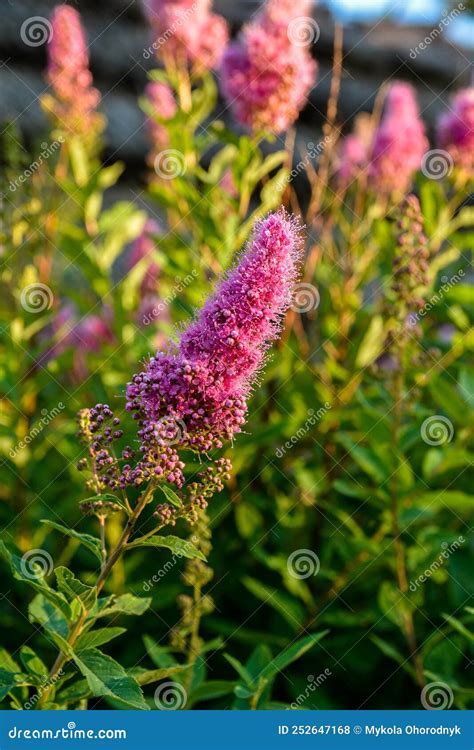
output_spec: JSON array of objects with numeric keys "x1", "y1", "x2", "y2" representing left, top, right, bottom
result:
[
  {"x1": 128, "y1": 535, "x2": 205, "y2": 561},
  {"x1": 73, "y1": 649, "x2": 149, "y2": 710},
  {"x1": 55, "y1": 567, "x2": 97, "y2": 611},
  {"x1": 29, "y1": 594, "x2": 69, "y2": 638},
  {"x1": 94, "y1": 593, "x2": 151, "y2": 619},
  {"x1": 0, "y1": 542, "x2": 71, "y2": 620},
  {"x1": 41, "y1": 521, "x2": 102, "y2": 564},
  {"x1": 76, "y1": 627, "x2": 126, "y2": 651},
  {"x1": 20, "y1": 647, "x2": 48, "y2": 677}
]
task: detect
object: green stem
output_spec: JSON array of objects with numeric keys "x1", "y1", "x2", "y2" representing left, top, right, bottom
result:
[{"x1": 37, "y1": 481, "x2": 157, "y2": 707}]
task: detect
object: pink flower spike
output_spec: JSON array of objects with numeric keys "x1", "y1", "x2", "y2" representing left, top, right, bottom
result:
[
  {"x1": 437, "y1": 87, "x2": 474, "y2": 175},
  {"x1": 126, "y1": 210, "x2": 303, "y2": 465}
]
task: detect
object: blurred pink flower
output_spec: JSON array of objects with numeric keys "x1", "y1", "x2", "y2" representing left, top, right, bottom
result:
[
  {"x1": 45, "y1": 5, "x2": 103, "y2": 140},
  {"x1": 144, "y1": 81, "x2": 177, "y2": 165},
  {"x1": 220, "y1": 3, "x2": 317, "y2": 134},
  {"x1": 144, "y1": 0, "x2": 228, "y2": 70},
  {"x1": 368, "y1": 82, "x2": 428, "y2": 194},
  {"x1": 437, "y1": 87, "x2": 474, "y2": 174}
]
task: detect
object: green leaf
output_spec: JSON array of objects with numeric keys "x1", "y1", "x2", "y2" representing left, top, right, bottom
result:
[
  {"x1": 0, "y1": 542, "x2": 71, "y2": 620},
  {"x1": 260, "y1": 632, "x2": 329, "y2": 679},
  {"x1": 131, "y1": 665, "x2": 190, "y2": 686},
  {"x1": 243, "y1": 577, "x2": 305, "y2": 629},
  {"x1": 143, "y1": 637, "x2": 177, "y2": 669},
  {"x1": 128, "y1": 534, "x2": 206, "y2": 561},
  {"x1": 188, "y1": 680, "x2": 237, "y2": 706},
  {"x1": 73, "y1": 648, "x2": 149, "y2": 710},
  {"x1": 41, "y1": 521, "x2": 102, "y2": 564},
  {"x1": 29, "y1": 594, "x2": 69, "y2": 638},
  {"x1": 55, "y1": 567, "x2": 97, "y2": 611},
  {"x1": 356, "y1": 315, "x2": 385, "y2": 368},
  {"x1": 76, "y1": 628, "x2": 126, "y2": 651},
  {"x1": 19, "y1": 647, "x2": 48, "y2": 677},
  {"x1": 224, "y1": 654, "x2": 254, "y2": 686},
  {"x1": 337, "y1": 436, "x2": 390, "y2": 484},
  {"x1": 0, "y1": 669, "x2": 17, "y2": 701},
  {"x1": 94, "y1": 593, "x2": 151, "y2": 619},
  {"x1": 158, "y1": 485, "x2": 183, "y2": 508}
]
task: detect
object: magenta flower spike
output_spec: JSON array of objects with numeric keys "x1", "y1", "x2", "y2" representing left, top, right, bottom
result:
[
  {"x1": 124, "y1": 211, "x2": 302, "y2": 487},
  {"x1": 220, "y1": 0, "x2": 317, "y2": 134},
  {"x1": 45, "y1": 5, "x2": 103, "y2": 140},
  {"x1": 437, "y1": 87, "x2": 474, "y2": 175}
]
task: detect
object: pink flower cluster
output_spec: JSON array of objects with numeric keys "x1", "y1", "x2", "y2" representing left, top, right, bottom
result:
[
  {"x1": 437, "y1": 87, "x2": 474, "y2": 174},
  {"x1": 125, "y1": 210, "x2": 302, "y2": 487},
  {"x1": 45, "y1": 6, "x2": 103, "y2": 140},
  {"x1": 220, "y1": 0, "x2": 317, "y2": 134},
  {"x1": 337, "y1": 82, "x2": 427, "y2": 194},
  {"x1": 144, "y1": 0, "x2": 228, "y2": 70}
]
